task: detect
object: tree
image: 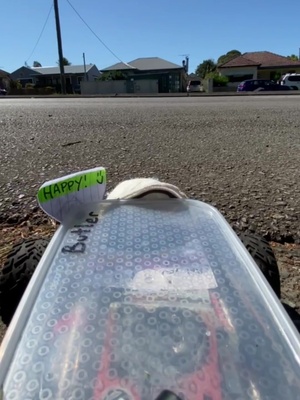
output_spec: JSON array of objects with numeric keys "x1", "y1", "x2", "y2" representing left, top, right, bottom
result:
[
  {"x1": 98, "y1": 71, "x2": 126, "y2": 81},
  {"x1": 206, "y1": 72, "x2": 229, "y2": 87},
  {"x1": 217, "y1": 50, "x2": 241, "y2": 66},
  {"x1": 287, "y1": 54, "x2": 299, "y2": 61},
  {"x1": 195, "y1": 59, "x2": 216, "y2": 79},
  {"x1": 57, "y1": 57, "x2": 71, "y2": 66},
  {"x1": 33, "y1": 61, "x2": 42, "y2": 67}
]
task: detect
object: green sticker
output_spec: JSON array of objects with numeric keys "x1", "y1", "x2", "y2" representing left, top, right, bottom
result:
[{"x1": 38, "y1": 169, "x2": 106, "y2": 203}]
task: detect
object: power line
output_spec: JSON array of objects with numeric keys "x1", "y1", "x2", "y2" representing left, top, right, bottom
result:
[
  {"x1": 25, "y1": 3, "x2": 53, "y2": 64},
  {"x1": 65, "y1": 0, "x2": 128, "y2": 65}
]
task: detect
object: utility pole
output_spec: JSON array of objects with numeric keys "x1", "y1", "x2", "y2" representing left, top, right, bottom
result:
[
  {"x1": 179, "y1": 54, "x2": 190, "y2": 73},
  {"x1": 83, "y1": 52, "x2": 88, "y2": 81},
  {"x1": 54, "y1": 0, "x2": 66, "y2": 94}
]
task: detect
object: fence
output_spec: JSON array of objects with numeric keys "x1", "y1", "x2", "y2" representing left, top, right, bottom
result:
[{"x1": 81, "y1": 79, "x2": 159, "y2": 95}]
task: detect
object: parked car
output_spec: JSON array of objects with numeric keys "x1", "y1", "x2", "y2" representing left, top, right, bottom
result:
[
  {"x1": 187, "y1": 79, "x2": 202, "y2": 92},
  {"x1": 0, "y1": 88, "x2": 7, "y2": 95},
  {"x1": 237, "y1": 79, "x2": 292, "y2": 92},
  {"x1": 280, "y1": 73, "x2": 300, "y2": 90}
]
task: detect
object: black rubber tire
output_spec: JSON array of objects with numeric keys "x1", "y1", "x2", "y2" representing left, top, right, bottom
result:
[
  {"x1": 238, "y1": 232, "x2": 281, "y2": 298},
  {"x1": 0, "y1": 238, "x2": 50, "y2": 325},
  {"x1": 281, "y1": 303, "x2": 300, "y2": 333}
]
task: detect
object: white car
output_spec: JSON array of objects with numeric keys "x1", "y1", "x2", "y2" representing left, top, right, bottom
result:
[
  {"x1": 280, "y1": 73, "x2": 300, "y2": 90},
  {"x1": 187, "y1": 79, "x2": 202, "y2": 92}
]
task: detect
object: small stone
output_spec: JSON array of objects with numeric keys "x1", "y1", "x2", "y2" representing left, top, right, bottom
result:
[
  {"x1": 18, "y1": 194, "x2": 25, "y2": 199},
  {"x1": 281, "y1": 270, "x2": 290, "y2": 280},
  {"x1": 275, "y1": 201, "x2": 287, "y2": 206},
  {"x1": 294, "y1": 260, "x2": 300, "y2": 267},
  {"x1": 249, "y1": 224, "x2": 257, "y2": 232},
  {"x1": 272, "y1": 213, "x2": 284, "y2": 220},
  {"x1": 7, "y1": 213, "x2": 21, "y2": 224},
  {"x1": 228, "y1": 204, "x2": 235, "y2": 209},
  {"x1": 285, "y1": 300, "x2": 296, "y2": 309}
]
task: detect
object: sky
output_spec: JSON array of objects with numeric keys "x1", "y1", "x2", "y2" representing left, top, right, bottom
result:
[{"x1": 2, "y1": 0, "x2": 300, "y2": 74}]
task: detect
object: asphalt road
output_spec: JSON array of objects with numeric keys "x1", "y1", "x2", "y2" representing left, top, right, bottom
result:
[{"x1": 0, "y1": 96, "x2": 299, "y2": 242}]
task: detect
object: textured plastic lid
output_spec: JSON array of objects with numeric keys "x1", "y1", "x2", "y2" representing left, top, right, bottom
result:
[{"x1": 1, "y1": 200, "x2": 300, "y2": 400}]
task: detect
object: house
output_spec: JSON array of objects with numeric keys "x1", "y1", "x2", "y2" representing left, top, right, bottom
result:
[
  {"x1": 187, "y1": 73, "x2": 198, "y2": 79},
  {"x1": 0, "y1": 69, "x2": 10, "y2": 90},
  {"x1": 10, "y1": 64, "x2": 100, "y2": 93},
  {"x1": 100, "y1": 57, "x2": 186, "y2": 93},
  {"x1": 218, "y1": 51, "x2": 300, "y2": 86}
]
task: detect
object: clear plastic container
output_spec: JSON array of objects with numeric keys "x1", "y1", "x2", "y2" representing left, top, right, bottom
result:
[{"x1": 1, "y1": 200, "x2": 300, "y2": 400}]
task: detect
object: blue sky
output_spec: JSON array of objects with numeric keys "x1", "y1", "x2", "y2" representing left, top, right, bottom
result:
[{"x1": 2, "y1": 0, "x2": 300, "y2": 74}]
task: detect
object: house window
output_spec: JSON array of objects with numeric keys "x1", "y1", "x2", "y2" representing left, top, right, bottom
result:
[
  {"x1": 77, "y1": 76, "x2": 84, "y2": 84},
  {"x1": 19, "y1": 78, "x2": 33, "y2": 88},
  {"x1": 19, "y1": 78, "x2": 33, "y2": 84}
]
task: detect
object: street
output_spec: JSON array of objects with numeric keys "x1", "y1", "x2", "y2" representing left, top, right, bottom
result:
[{"x1": 0, "y1": 96, "x2": 299, "y2": 241}]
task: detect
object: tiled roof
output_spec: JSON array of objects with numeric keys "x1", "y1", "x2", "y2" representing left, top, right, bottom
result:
[
  {"x1": 102, "y1": 57, "x2": 183, "y2": 71},
  {"x1": 0, "y1": 69, "x2": 10, "y2": 78},
  {"x1": 244, "y1": 51, "x2": 300, "y2": 67},
  {"x1": 218, "y1": 55, "x2": 260, "y2": 68},
  {"x1": 101, "y1": 62, "x2": 136, "y2": 71},
  {"x1": 219, "y1": 51, "x2": 300, "y2": 68},
  {"x1": 31, "y1": 64, "x2": 96, "y2": 75}
]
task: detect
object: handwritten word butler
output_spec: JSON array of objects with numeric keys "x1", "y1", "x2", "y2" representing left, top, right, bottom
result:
[{"x1": 62, "y1": 212, "x2": 99, "y2": 254}]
